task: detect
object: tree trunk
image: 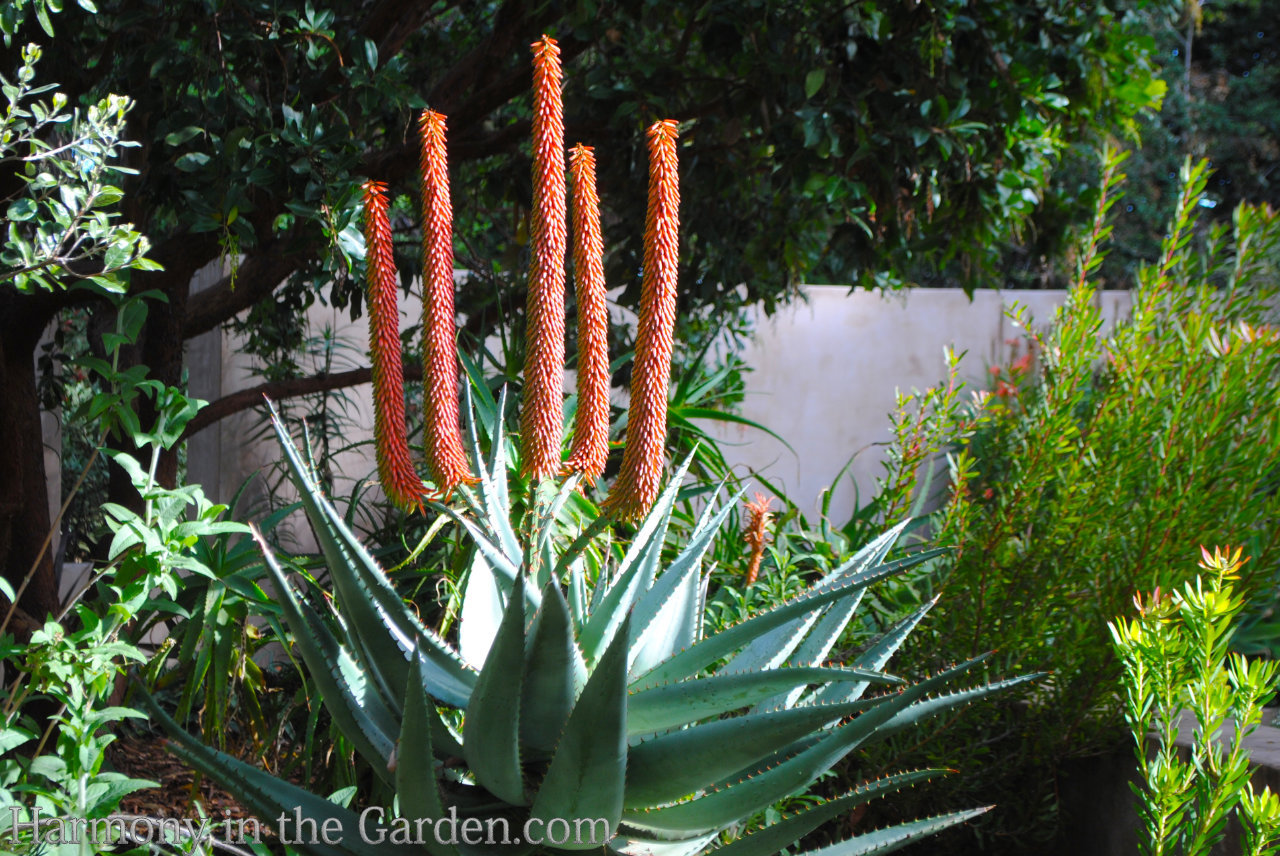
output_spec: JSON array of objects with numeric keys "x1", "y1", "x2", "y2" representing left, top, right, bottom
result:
[{"x1": 0, "y1": 290, "x2": 59, "y2": 622}]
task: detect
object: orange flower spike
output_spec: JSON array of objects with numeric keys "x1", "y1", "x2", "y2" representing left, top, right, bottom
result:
[
  {"x1": 361, "y1": 180, "x2": 428, "y2": 512},
  {"x1": 418, "y1": 110, "x2": 474, "y2": 497},
  {"x1": 520, "y1": 35, "x2": 568, "y2": 480},
  {"x1": 563, "y1": 144, "x2": 611, "y2": 484},
  {"x1": 604, "y1": 120, "x2": 681, "y2": 521},
  {"x1": 742, "y1": 493, "x2": 777, "y2": 587}
]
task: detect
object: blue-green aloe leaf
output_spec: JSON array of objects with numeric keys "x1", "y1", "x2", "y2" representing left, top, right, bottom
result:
[
  {"x1": 578, "y1": 456, "x2": 693, "y2": 665},
  {"x1": 528, "y1": 617, "x2": 630, "y2": 848},
  {"x1": 266, "y1": 405, "x2": 474, "y2": 708},
  {"x1": 626, "y1": 657, "x2": 994, "y2": 834},
  {"x1": 706, "y1": 770, "x2": 948, "y2": 856},
  {"x1": 529, "y1": 475, "x2": 583, "y2": 589},
  {"x1": 465, "y1": 575, "x2": 528, "y2": 806},
  {"x1": 621, "y1": 712, "x2": 888, "y2": 835},
  {"x1": 873, "y1": 673, "x2": 1044, "y2": 740},
  {"x1": 139, "y1": 692, "x2": 405, "y2": 856},
  {"x1": 627, "y1": 666, "x2": 901, "y2": 736},
  {"x1": 624, "y1": 698, "x2": 876, "y2": 808},
  {"x1": 798, "y1": 807, "x2": 991, "y2": 856},
  {"x1": 254, "y1": 526, "x2": 396, "y2": 781},
  {"x1": 718, "y1": 547, "x2": 945, "y2": 680},
  {"x1": 459, "y1": 548, "x2": 507, "y2": 670},
  {"x1": 810, "y1": 598, "x2": 937, "y2": 707},
  {"x1": 462, "y1": 383, "x2": 521, "y2": 565},
  {"x1": 521, "y1": 581, "x2": 587, "y2": 755},
  {"x1": 634, "y1": 565, "x2": 909, "y2": 689},
  {"x1": 814, "y1": 520, "x2": 912, "y2": 589},
  {"x1": 628, "y1": 488, "x2": 739, "y2": 677},
  {"x1": 568, "y1": 556, "x2": 589, "y2": 631},
  {"x1": 398, "y1": 647, "x2": 458, "y2": 856},
  {"x1": 753, "y1": 591, "x2": 866, "y2": 712}
]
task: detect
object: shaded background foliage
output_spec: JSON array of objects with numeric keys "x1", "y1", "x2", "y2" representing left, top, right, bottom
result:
[
  {"x1": 4, "y1": 0, "x2": 1280, "y2": 853},
  {"x1": 0, "y1": 0, "x2": 1179, "y2": 615}
]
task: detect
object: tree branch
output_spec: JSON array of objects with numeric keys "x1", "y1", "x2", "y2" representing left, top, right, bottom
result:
[
  {"x1": 180, "y1": 362, "x2": 424, "y2": 442},
  {"x1": 182, "y1": 245, "x2": 303, "y2": 339},
  {"x1": 182, "y1": 8, "x2": 597, "y2": 343}
]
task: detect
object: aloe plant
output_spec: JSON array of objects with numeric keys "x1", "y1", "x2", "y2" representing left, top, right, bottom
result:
[
  {"x1": 142, "y1": 33, "x2": 1034, "y2": 856},
  {"x1": 143, "y1": 398, "x2": 1036, "y2": 856}
]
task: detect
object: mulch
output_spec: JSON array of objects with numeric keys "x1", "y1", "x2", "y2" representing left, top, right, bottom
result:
[{"x1": 105, "y1": 734, "x2": 259, "y2": 823}]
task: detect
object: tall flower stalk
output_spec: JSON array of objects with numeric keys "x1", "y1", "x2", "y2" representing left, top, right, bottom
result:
[
  {"x1": 361, "y1": 180, "x2": 428, "y2": 511},
  {"x1": 520, "y1": 34, "x2": 568, "y2": 480},
  {"x1": 563, "y1": 144, "x2": 611, "y2": 484},
  {"x1": 604, "y1": 120, "x2": 680, "y2": 520},
  {"x1": 418, "y1": 109, "x2": 473, "y2": 497}
]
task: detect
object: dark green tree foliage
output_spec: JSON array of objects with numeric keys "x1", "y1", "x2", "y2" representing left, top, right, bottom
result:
[
  {"x1": 1042, "y1": 0, "x2": 1280, "y2": 284},
  {"x1": 1, "y1": 0, "x2": 1173, "y2": 614}
]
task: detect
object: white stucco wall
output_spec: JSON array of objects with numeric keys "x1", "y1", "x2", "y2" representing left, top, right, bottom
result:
[
  {"x1": 699, "y1": 286, "x2": 1134, "y2": 523},
  {"x1": 183, "y1": 284, "x2": 1136, "y2": 533}
]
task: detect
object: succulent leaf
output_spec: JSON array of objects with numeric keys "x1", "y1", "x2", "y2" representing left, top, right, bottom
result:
[
  {"x1": 872, "y1": 673, "x2": 1045, "y2": 740},
  {"x1": 529, "y1": 474, "x2": 583, "y2": 589},
  {"x1": 723, "y1": 601, "x2": 828, "y2": 675},
  {"x1": 529, "y1": 616, "x2": 630, "y2": 847},
  {"x1": 459, "y1": 549, "x2": 507, "y2": 670},
  {"x1": 521, "y1": 581, "x2": 587, "y2": 754},
  {"x1": 268, "y1": 405, "x2": 475, "y2": 707},
  {"x1": 634, "y1": 572, "x2": 900, "y2": 688},
  {"x1": 255, "y1": 527, "x2": 398, "y2": 780},
  {"x1": 815, "y1": 519, "x2": 915, "y2": 589},
  {"x1": 398, "y1": 648, "x2": 457, "y2": 856},
  {"x1": 809, "y1": 598, "x2": 938, "y2": 707},
  {"x1": 624, "y1": 699, "x2": 875, "y2": 809},
  {"x1": 620, "y1": 707, "x2": 897, "y2": 835},
  {"x1": 753, "y1": 593, "x2": 864, "y2": 712},
  {"x1": 465, "y1": 575, "x2": 529, "y2": 805},
  {"x1": 140, "y1": 692, "x2": 401, "y2": 856},
  {"x1": 705, "y1": 770, "x2": 949, "y2": 856},
  {"x1": 796, "y1": 807, "x2": 992, "y2": 856},
  {"x1": 628, "y1": 485, "x2": 738, "y2": 676},
  {"x1": 626, "y1": 666, "x2": 902, "y2": 736},
  {"x1": 579, "y1": 453, "x2": 694, "y2": 663},
  {"x1": 464, "y1": 384, "x2": 523, "y2": 565}
]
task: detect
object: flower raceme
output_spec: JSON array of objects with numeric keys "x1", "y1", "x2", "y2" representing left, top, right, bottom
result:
[
  {"x1": 603, "y1": 120, "x2": 681, "y2": 521},
  {"x1": 417, "y1": 109, "x2": 473, "y2": 497},
  {"x1": 563, "y1": 144, "x2": 611, "y2": 485},
  {"x1": 359, "y1": 111, "x2": 473, "y2": 507},
  {"x1": 364, "y1": 32, "x2": 682, "y2": 523},
  {"x1": 520, "y1": 35, "x2": 568, "y2": 481},
  {"x1": 361, "y1": 179, "x2": 429, "y2": 511}
]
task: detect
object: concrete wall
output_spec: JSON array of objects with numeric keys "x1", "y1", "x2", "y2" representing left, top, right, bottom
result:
[
  {"x1": 178, "y1": 285, "x2": 1135, "y2": 532},
  {"x1": 700, "y1": 286, "x2": 1134, "y2": 522}
]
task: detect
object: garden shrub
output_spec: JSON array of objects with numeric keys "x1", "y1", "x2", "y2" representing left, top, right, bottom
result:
[{"x1": 856, "y1": 152, "x2": 1280, "y2": 852}]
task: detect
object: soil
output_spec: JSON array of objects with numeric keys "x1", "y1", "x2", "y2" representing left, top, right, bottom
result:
[{"x1": 104, "y1": 734, "x2": 258, "y2": 823}]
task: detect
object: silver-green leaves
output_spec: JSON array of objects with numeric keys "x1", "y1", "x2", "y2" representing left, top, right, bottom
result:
[{"x1": 152, "y1": 406, "x2": 1034, "y2": 856}]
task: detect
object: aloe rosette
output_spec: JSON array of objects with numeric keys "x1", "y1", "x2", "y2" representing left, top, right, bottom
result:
[{"x1": 148, "y1": 398, "x2": 1036, "y2": 856}]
